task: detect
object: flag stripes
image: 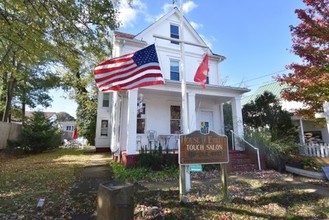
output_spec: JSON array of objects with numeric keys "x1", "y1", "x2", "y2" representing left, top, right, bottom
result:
[{"x1": 94, "y1": 44, "x2": 164, "y2": 91}]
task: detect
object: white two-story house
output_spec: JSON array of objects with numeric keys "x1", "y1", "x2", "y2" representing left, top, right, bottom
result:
[{"x1": 95, "y1": 8, "x2": 249, "y2": 166}]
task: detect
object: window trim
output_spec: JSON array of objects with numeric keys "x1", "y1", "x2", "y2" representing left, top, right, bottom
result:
[
  {"x1": 100, "y1": 120, "x2": 109, "y2": 136},
  {"x1": 170, "y1": 59, "x2": 180, "y2": 81},
  {"x1": 137, "y1": 103, "x2": 146, "y2": 134},
  {"x1": 170, "y1": 105, "x2": 181, "y2": 134},
  {"x1": 170, "y1": 24, "x2": 179, "y2": 45},
  {"x1": 102, "y1": 93, "x2": 110, "y2": 107}
]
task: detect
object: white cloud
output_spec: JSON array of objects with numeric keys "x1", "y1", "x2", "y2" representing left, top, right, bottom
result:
[
  {"x1": 190, "y1": 21, "x2": 203, "y2": 30},
  {"x1": 182, "y1": 1, "x2": 198, "y2": 14},
  {"x1": 154, "y1": 1, "x2": 198, "y2": 22},
  {"x1": 117, "y1": 0, "x2": 146, "y2": 28},
  {"x1": 117, "y1": 0, "x2": 200, "y2": 30}
]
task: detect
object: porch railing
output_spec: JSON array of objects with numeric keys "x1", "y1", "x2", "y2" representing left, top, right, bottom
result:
[
  {"x1": 302, "y1": 143, "x2": 329, "y2": 158},
  {"x1": 230, "y1": 130, "x2": 262, "y2": 170}
]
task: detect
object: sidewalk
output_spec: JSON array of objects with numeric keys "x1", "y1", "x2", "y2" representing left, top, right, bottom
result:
[{"x1": 70, "y1": 151, "x2": 113, "y2": 220}]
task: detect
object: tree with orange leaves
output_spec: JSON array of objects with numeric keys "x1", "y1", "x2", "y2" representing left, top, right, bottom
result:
[{"x1": 277, "y1": 0, "x2": 329, "y2": 117}]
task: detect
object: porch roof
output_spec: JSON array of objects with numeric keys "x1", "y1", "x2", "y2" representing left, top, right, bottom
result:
[{"x1": 138, "y1": 80, "x2": 249, "y2": 102}]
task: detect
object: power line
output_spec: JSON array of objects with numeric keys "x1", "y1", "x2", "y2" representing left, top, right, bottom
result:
[{"x1": 231, "y1": 69, "x2": 287, "y2": 86}]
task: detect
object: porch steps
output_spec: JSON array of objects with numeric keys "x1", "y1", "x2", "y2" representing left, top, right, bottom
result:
[{"x1": 228, "y1": 151, "x2": 258, "y2": 173}]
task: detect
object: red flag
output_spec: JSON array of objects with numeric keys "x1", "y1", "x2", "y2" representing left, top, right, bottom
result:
[
  {"x1": 72, "y1": 127, "x2": 78, "y2": 139},
  {"x1": 194, "y1": 54, "x2": 209, "y2": 88},
  {"x1": 94, "y1": 44, "x2": 164, "y2": 91}
]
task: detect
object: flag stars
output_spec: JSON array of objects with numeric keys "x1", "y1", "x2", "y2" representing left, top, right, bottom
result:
[{"x1": 133, "y1": 44, "x2": 159, "y2": 67}]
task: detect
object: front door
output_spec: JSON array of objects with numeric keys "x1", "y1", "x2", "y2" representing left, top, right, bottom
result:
[{"x1": 199, "y1": 111, "x2": 214, "y2": 132}]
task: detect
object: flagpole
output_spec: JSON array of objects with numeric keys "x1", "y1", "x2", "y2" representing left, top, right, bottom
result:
[{"x1": 178, "y1": 0, "x2": 191, "y2": 201}]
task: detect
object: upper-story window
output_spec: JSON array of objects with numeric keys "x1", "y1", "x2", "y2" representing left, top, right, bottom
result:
[
  {"x1": 170, "y1": 24, "x2": 179, "y2": 44},
  {"x1": 170, "y1": 60, "x2": 180, "y2": 81},
  {"x1": 103, "y1": 93, "x2": 109, "y2": 107}
]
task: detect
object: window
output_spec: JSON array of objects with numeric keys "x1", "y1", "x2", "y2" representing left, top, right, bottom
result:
[
  {"x1": 170, "y1": 105, "x2": 181, "y2": 134},
  {"x1": 170, "y1": 24, "x2": 179, "y2": 44},
  {"x1": 103, "y1": 93, "x2": 110, "y2": 107},
  {"x1": 170, "y1": 60, "x2": 180, "y2": 81},
  {"x1": 137, "y1": 119, "x2": 145, "y2": 134},
  {"x1": 137, "y1": 103, "x2": 146, "y2": 134},
  {"x1": 66, "y1": 126, "x2": 73, "y2": 131},
  {"x1": 101, "y1": 120, "x2": 108, "y2": 136}
]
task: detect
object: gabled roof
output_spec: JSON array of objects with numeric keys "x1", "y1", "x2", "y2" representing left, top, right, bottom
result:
[
  {"x1": 114, "y1": 31, "x2": 135, "y2": 39},
  {"x1": 242, "y1": 81, "x2": 287, "y2": 105},
  {"x1": 25, "y1": 111, "x2": 57, "y2": 119},
  {"x1": 132, "y1": 7, "x2": 224, "y2": 60},
  {"x1": 136, "y1": 8, "x2": 206, "y2": 45}
]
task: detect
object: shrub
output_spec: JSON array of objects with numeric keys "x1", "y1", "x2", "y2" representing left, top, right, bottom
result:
[
  {"x1": 7, "y1": 112, "x2": 61, "y2": 154},
  {"x1": 111, "y1": 161, "x2": 179, "y2": 182},
  {"x1": 287, "y1": 155, "x2": 322, "y2": 171},
  {"x1": 244, "y1": 127, "x2": 300, "y2": 171},
  {"x1": 137, "y1": 153, "x2": 162, "y2": 171},
  {"x1": 137, "y1": 144, "x2": 178, "y2": 171}
]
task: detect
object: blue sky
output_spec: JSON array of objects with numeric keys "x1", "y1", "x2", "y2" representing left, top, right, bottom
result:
[{"x1": 43, "y1": 0, "x2": 305, "y2": 117}]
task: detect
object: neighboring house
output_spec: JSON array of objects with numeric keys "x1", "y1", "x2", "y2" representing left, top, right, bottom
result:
[
  {"x1": 58, "y1": 121, "x2": 76, "y2": 140},
  {"x1": 26, "y1": 111, "x2": 77, "y2": 141},
  {"x1": 95, "y1": 8, "x2": 249, "y2": 165},
  {"x1": 242, "y1": 81, "x2": 329, "y2": 144},
  {"x1": 25, "y1": 111, "x2": 57, "y2": 122}
]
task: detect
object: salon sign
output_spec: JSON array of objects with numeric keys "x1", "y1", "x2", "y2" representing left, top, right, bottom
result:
[{"x1": 179, "y1": 130, "x2": 229, "y2": 165}]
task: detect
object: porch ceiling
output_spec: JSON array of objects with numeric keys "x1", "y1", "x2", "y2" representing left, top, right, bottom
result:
[{"x1": 139, "y1": 87, "x2": 233, "y2": 103}]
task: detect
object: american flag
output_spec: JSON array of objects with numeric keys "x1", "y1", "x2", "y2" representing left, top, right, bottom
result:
[{"x1": 94, "y1": 44, "x2": 165, "y2": 91}]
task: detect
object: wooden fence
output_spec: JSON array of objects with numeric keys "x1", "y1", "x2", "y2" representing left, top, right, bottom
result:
[
  {"x1": 0, "y1": 122, "x2": 22, "y2": 149},
  {"x1": 302, "y1": 143, "x2": 329, "y2": 158}
]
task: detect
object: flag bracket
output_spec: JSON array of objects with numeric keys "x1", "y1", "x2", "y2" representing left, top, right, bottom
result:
[{"x1": 153, "y1": 34, "x2": 209, "y2": 49}]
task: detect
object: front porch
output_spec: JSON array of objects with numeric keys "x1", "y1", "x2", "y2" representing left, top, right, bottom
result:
[{"x1": 114, "y1": 81, "x2": 247, "y2": 157}]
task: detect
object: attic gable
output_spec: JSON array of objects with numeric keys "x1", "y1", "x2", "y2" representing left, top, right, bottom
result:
[{"x1": 134, "y1": 7, "x2": 208, "y2": 50}]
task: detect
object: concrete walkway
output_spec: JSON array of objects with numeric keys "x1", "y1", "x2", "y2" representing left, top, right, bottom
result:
[{"x1": 70, "y1": 151, "x2": 113, "y2": 220}]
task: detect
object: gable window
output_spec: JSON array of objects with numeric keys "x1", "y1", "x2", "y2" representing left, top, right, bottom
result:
[
  {"x1": 103, "y1": 93, "x2": 110, "y2": 107},
  {"x1": 170, "y1": 60, "x2": 180, "y2": 81},
  {"x1": 170, "y1": 105, "x2": 181, "y2": 134},
  {"x1": 170, "y1": 24, "x2": 179, "y2": 44},
  {"x1": 101, "y1": 120, "x2": 108, "y2": 136}
]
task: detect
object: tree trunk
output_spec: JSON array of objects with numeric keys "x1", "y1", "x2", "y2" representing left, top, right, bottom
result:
[{"x1": 2, "y1": 75, "x2": 16, "y2": 122}]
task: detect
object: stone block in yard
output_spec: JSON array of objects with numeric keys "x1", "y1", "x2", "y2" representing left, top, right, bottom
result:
[{"x1": 97, "y1": 181, "x2": 134, "y2": 220}]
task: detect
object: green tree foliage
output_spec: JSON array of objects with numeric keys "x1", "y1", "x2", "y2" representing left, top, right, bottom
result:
[
  {"x1": 0, "y1": 0, "x2": 120, "y2": 134},
  {"x1": 277, "y1": 0, "x2": 329, "y2": 117},
  {"x1": 242, "y1": 91, "x2": 297, "y2": 142},
  {"x1": 21, "y1": 112, "x2": 61, "y2": 153},
  {"x1": 76, "y1": 92, "x2": 97, "y2": 145}
]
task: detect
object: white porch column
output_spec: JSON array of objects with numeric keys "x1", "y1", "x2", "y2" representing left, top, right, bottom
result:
[
  {"x1": 188, "y1": 92, "x2": 196, "y2": 132},
  {"x1": 111, "y1": 92, "x2": 120, "y2": 156},
  {"x1": 126, "y1": 89, "x2": 138, "y2": 155},
  {"x1": 299, "y1": 118, "x2": 305, "y2": 145},
  {"x1": 323, "y1": 101, "x2": 329, "y2": 142},
  {"x1": 231, "y1": 96, "x2": 244, "y2": 151},
  {"x1": 220, "y1": 103, "x2": 225, "y2": 134}
]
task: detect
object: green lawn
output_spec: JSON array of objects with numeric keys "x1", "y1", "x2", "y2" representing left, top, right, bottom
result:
[
  {"x1": 0, "y1": 148, "x2": 111, "y2": 219},
  {"x1": 1, "y1": 149, "x2": 328, "y2": 219}
]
